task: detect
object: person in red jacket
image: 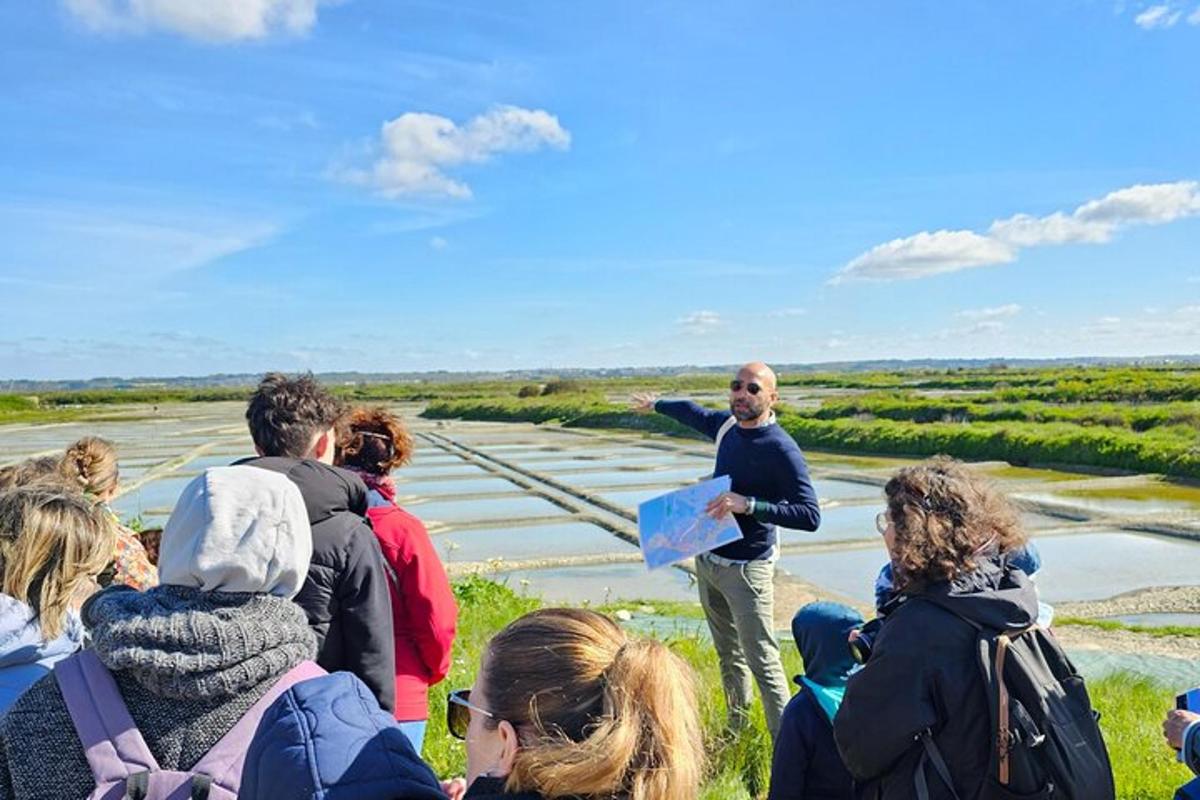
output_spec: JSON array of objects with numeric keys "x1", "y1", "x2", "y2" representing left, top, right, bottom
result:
[{"x1": 336, "y1": 406, "x2": 458, "y2": 753}]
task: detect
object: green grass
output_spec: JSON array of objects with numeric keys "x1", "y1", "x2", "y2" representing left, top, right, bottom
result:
[
  {"x1": 1089, "y1": 673, "x2": 1193, "y2": 800},
  {"x1": 421, "y1": 396, "x2": 1200, "y2": 479},
  {"x1": 425, "y1": 576, "x2": 1189, "y2": 799},
  {"x1": 1057, "y1": 616, "x2": 1200, "y2": 638}
]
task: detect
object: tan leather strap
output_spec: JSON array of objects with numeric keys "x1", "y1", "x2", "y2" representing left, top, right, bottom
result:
[{"x1": 996, "y1": 633, "x2": 1012, "y2": 785}]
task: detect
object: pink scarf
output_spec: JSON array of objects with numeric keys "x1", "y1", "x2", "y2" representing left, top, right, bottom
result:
[{"x1": 349, "y1": 468, "x2": 397, "y2": 505}]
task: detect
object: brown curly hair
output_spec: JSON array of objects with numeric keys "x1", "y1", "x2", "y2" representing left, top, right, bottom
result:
[
  {"x1": 885, "y1": 455, "x2": 1026, "y2": 589},
  {"x1": 335, "y1": 406, "x2": 414, "y2": 475}
]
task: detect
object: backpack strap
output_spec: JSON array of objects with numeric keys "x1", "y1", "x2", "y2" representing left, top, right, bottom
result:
[
  {"x1": 54, "y1": 649, "x2": 160, "y2": 786},
  {"x1": 188, "y1": 660, "x2": 326, "y2": 792},
  {"x1": 914, "y1": 730, "x2": 963, "y2": 800}
]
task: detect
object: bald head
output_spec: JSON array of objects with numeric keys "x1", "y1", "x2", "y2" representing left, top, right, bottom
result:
[
  {"x1": 738, "y1": 362, "x2": 777, "y2": 391},
  {"x1": 729, "y1": 361, "x2": 779, "y2": 425}
]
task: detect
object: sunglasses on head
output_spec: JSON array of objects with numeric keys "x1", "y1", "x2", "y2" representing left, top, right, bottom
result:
[
  {"x1": 446, "y1": 688, "x2": 495, "y2": 740},
  {"x1": 729, "y1": 380, "x2": 763, "y2": 395}
]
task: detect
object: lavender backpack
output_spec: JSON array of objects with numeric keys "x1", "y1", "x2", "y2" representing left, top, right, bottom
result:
[{"x1": 54, "y1": 649, "x2": 324, "y2": 800}]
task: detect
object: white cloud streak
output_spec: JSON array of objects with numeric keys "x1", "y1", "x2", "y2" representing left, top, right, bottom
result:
[
  {"x1": 1135, "y1": 4, "x2": 1182, "y2": 28},
  {"x1": 955, "y1": 304, "x2": 1022, "y2": 320},
  {"x1": 677, "y1": 310, "x2": 723, "y2": 334},
  {"x1": 833, "y1": 180, "x2": 1200, "y2": 283},
  {"x1": 337, "y1": 105, "x2": 570, "y2": 199},
  {"x1": 62, "y1": 0, "x2": 329, "y2": 42}
]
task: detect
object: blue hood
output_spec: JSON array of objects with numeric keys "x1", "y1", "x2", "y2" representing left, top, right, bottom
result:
[
  {"x1": 0, "y1": 594, "x2": 81, "y2": 669},
  {"x1": 242, "y1": 671, "x2": 445, "y2": 800},
  {"x1": 0, "y1": 594, "x2": 82, "y2": 714},
  {"x1": 792, "y1": 601, "x2": 863, "y2": 687}
]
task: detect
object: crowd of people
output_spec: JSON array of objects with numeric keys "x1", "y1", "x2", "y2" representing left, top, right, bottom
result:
[{"x1": 0, "y1": 366, "x2": 1185, "y2": 799}]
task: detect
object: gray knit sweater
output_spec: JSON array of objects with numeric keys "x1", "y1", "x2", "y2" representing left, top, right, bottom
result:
[{"x1": 0, "y1": 585, "x2": 317, "y2": 800}]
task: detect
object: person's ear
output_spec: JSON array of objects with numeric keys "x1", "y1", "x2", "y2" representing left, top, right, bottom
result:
[
  {"x1": 312, "y1": 427, "x2": 335, "y2": 461},
  {"x1": 495, "y1": 719, "x2": 520, "y2": 777}
]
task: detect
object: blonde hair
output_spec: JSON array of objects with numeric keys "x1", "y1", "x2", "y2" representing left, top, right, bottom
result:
[
  {"x1": 0, "y1": 487, "x2": 115, "y2": 639},
  {"x1": 61, "y1": 437, "x2": 119, "y2": 499},
  {"x1": 886, "y1": 455, "x2": 1027, "y2": 589},
  {"x1": 482, "y1": 608, "x2": 703, "y2": 800}
]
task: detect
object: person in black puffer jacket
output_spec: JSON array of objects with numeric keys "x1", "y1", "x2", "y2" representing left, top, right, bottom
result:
[
  {"x1": 833, "y1": 457, "x2": 1045, "y2": 800},
  {"x1": 241, "y1": 372, "x2": 396, "y2": 713}
]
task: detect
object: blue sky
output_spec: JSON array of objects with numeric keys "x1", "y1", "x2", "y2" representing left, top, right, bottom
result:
[{"x1": 1, "y1": 1, "x2": 1198, "y2": 379}]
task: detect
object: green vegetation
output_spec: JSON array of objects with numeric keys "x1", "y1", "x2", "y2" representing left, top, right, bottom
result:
[
  {"x1": 1053, "y1": 481, "x2": 1200, "y2": 508},
  {"x1": 9, "y1": 366, "x2": 1200, "y2": 481},
  {"x1": 1089, "y1": 673, "x2": 1193, "y2": 800},
  {"x1": 426, "y1": 576, "x2": 1189, "y2": 799},
  {"x1": 1056, "y1": 616, "x2": 1200, "y2": 639},
  {"x1": 422, "y1": 394, "x2": 1200, "y2": 479}
]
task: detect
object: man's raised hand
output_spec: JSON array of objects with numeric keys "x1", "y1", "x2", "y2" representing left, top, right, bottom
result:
[{"x1": 630, "y1": 392, "x2": 660, "y2": 413}]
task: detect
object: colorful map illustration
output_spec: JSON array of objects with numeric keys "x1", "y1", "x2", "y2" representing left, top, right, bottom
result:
[{"x1": 637, "y1": 476, "x2": 744, "y2": 570}]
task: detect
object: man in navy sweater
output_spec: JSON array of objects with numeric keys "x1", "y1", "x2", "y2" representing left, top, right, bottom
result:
[{"x1": 632, "y1": 361, "x2": 821, "y2": 738}]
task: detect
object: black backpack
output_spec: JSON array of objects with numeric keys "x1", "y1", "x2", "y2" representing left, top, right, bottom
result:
[{"x1": 915, "y1": 605, "x2": 1115, "y2": 800}]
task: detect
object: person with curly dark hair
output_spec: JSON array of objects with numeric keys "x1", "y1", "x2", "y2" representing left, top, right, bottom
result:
[
  {"x1": 240, "y1": 373, "x2": 397, "y2": 714},
  {"x1": 834, "y1": 457, "x2": 1045, "y2": 800}
]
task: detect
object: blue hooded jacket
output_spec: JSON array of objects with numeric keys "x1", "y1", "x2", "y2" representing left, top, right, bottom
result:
[
  {"x1": 768, "y1": 602, "x2": 863, "y2": 800},
  {"x1": 0, "y1": 594, "x2": 82, "y2": 714},
  {"x1": 241, "y1": 671, "x2": 446, "y2": 800}
]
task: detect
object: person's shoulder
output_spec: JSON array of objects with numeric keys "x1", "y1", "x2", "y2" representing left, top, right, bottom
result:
[
  {"x1": 0, "y1": 671, "x2": 68, "y2": 735},
  {"x1": 246, "y1": 672, "x2": 443, "y2": 800},
  {"x1": 464, "y1": 776, "x2": 548, "y2": 799},
  {"x1": 781, "y1": 685, "x2": 824, "y2": 731}
]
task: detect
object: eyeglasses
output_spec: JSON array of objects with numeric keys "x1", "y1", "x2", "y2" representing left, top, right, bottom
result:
[
  {"x1": 875, "y1": 511, "x2": 891, "y2": 536},
  {"x1": 447, "y1": 688, "x2": 495, "y2": 740},
  {"x1": 729, "y1": 380, "x2": 763, "y2": 395}
]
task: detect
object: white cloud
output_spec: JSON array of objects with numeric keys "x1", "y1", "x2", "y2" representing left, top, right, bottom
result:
[
  {"x1": 1189, "y1": 6, "x2": 1200, "y2": 24},
  {"x1": 429, "y1": 236, "x2": 448, "y2": 250},
  {"x1": 966, "y1": 320, "x2": 1006, "y2": 335},
  {"x1": 955, "y1": 304, "x2": 1022, "y2": 320},
  {"x1": 1075, "y1": 181, "x2": 1200, "y2": 224},
  {"x1": 767, "y1": 307, "x2": 807, "y2": 318},
  {"x1": 62, "y1": 0, "x2": 329, "y2": 42},
  {"x1": 988, "y1": 212, "x2": 1111, "y2": 246},
  {"x1": 833, "y1": 180, "x2": 1200, "y2": 283},
  {"x1": 831, "y1": 230, "x2": 1014, "y2": 283},
  {"x1": 1135, "y1": 4, "x2": 1182, "y2": 27},
  {"x1": 677, "y1": 310, "x2": 723, "y2": 334},
  {"x1": 338, "y1": 105, "x2": 570, "y2": 200}
]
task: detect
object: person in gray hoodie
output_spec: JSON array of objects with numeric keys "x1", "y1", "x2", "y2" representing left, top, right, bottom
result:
[
  {"x1": 0, "y1": 465, "x2": 317, "y2": 800},
  {"x1": 0, "y1": 486, "x2": 113, "y2": 714}
]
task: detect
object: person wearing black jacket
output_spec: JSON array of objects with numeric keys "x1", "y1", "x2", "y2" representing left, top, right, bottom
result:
[
  {"x1": 833, "y1": 457, "x2": 1041, "y2": 800},
  {"x1": 242, "y1": 372, "x2": 396, "y2": 713}
]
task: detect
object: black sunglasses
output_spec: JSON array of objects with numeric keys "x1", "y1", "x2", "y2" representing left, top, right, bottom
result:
[
  {"x1": 447, "y1": 688, "x2": 495, "y2": 740},
  {"x1": 729, "y1": 380, "x2": 763, "y2": 395}
]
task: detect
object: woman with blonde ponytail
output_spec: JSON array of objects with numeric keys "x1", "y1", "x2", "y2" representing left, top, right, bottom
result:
[
  {"x1": 449, "y1": 608, "x2": 704, "y2": 800},
  {"x1": 61, "y1": 436, "x2": 157, "y2": 590},
  {"x1": 0, "y1": 486, "x2": 114, "y2": 713},
  {"x1": 240, "y1": 607, "x2": 704, "y2": 800}
]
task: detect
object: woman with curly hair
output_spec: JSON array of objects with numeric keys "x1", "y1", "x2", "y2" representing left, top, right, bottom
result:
[
  {"x1": 833, "y1": 456, "x2": 1045, "y2": 800},
  {"x1": 335, "y1": 406, "x2": 456, "y2": 752}
]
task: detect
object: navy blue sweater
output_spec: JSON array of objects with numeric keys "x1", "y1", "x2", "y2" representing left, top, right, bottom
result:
[
  {"x1": 769, "y1": 687, "x2": 855, "y2": 800},
  {"x1": 655, "y1": 400, "x2": 820, "y2": 560}
]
